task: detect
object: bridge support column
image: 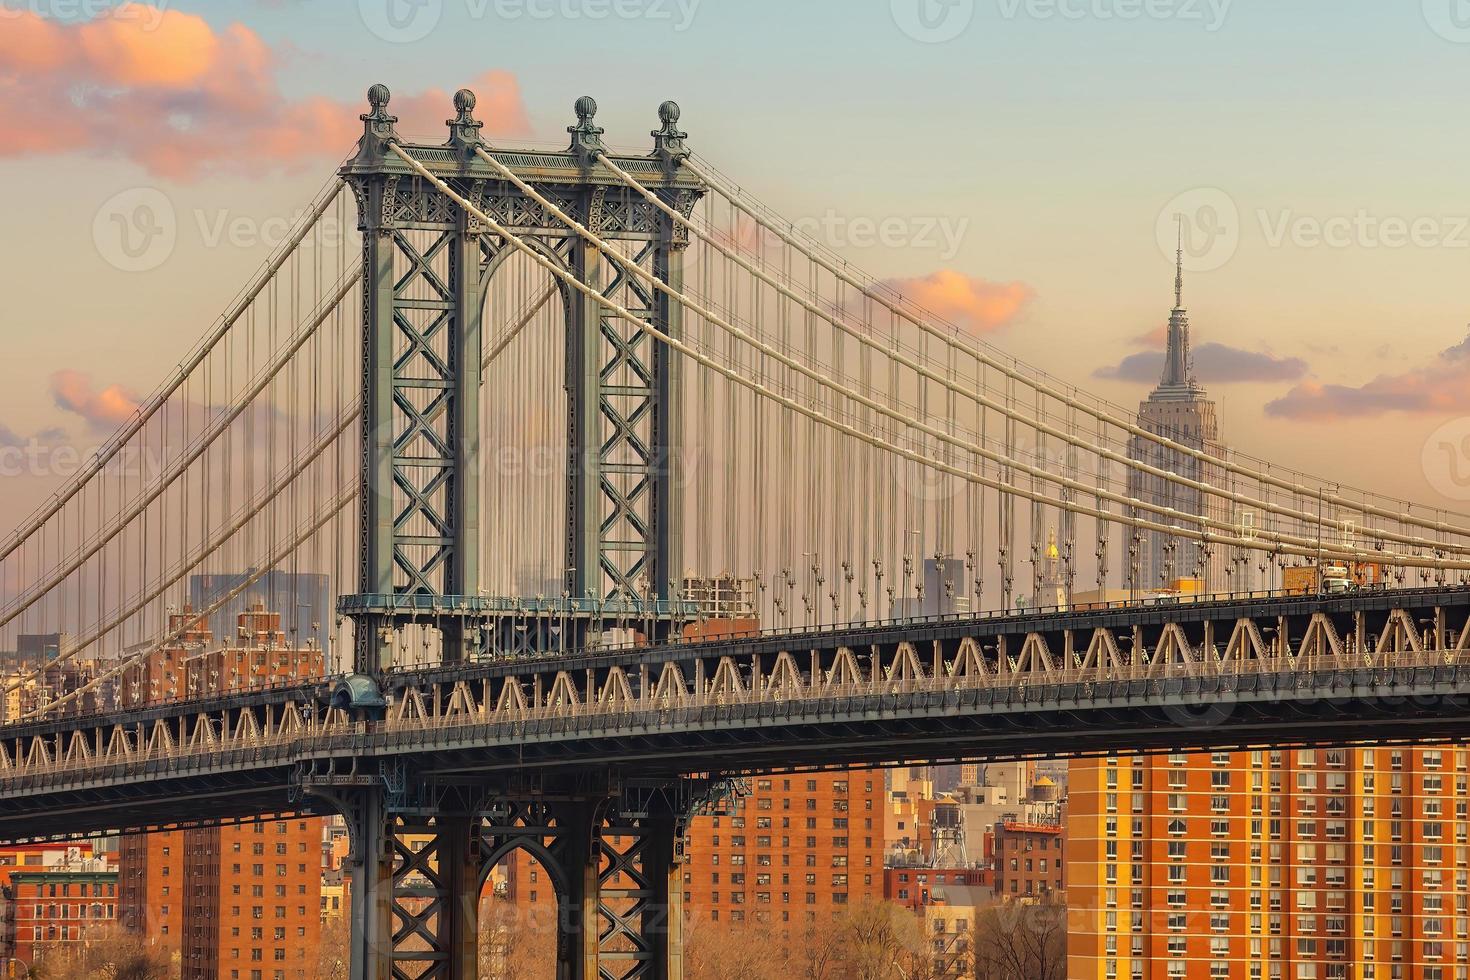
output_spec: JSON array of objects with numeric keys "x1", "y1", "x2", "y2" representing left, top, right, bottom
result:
[
  {"x1": 549, "y1": 786, "x2": 692, "y2": 980},
  {"x1": 342, "y1": 787, "x2": 394, "y2": 980},
  {"x1": 319, "y1": 779, "x2": 486, "y2": 980}
]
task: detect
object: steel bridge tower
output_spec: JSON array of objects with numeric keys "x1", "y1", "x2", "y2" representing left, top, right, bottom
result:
[{"x1": 320, "y1": 83, "x2": 710, "y2": 980}]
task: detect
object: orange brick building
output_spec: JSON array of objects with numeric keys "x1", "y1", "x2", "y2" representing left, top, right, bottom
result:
[
  {"x1": 992, "y1": 818, "x2": 1065, "y2": 900},
  {"x1": 178, "y1": 819, "x2": 321, "y2": 980},
  {"x1": 117, "y1": 604, "x2": 324, "y2": 979},
  {"x1": 1, "y1": 863, "x2": 117, "y2": 971},
  {"x1": 682, "y1": 771, "x2": 886, "y2": 925},
  {"x1": 1070, "y1": 745, "x2": 1470, "y2": 980}
]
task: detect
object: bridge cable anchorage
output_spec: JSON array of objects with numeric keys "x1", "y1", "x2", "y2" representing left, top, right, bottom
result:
[
  {"x1": 391, "y1": 142, "x2": 1463, "y2": 572},
  {"x1": 0, "y1": 179, "x2": 348, "y2": 569},
  {"x1": 467, "y1": 145, "x2": 1445, "y2": 570},
  {"x1": 12, "y1": 278, "x2": 555, "y2": 719},
  {"x1": 0, "y1": 269, "x2": 362, "y2": 637},
  {"x1": 593, "y1": 151, "x2": 1468, "y2": 561},
  {"x1": 680, "y1": 156, "x2": 1470, "y2": 543}
]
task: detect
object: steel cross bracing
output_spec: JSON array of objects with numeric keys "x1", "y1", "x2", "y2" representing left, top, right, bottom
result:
[{"x1": 341, "y1": 86, "x2": 703, "y2": 678}]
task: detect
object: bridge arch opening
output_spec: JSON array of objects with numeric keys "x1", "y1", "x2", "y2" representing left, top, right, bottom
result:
[{"x1": 477, "y1": 812, "x2": 566, "y2": 979}]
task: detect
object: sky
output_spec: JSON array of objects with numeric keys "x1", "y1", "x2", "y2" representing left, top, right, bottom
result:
[{"x1": 4, "y1": 0, "x2": 1470, "y2": 522}]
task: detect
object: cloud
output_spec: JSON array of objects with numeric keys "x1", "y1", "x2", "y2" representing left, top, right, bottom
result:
[
  {"x1": 1094, "y1": 342, "x2": 1309, "y2": 385},
  {"x1": 1132, "y1": 325, "x2": 1168, "y2": 348},
  {"x1": 1266, "y1": 331, "x2": 1470, "y2": 420},
  {"x1": 50, "y1": 370, "x2": 142, "y2": 430},
  {"x1": 877, "y1": 270, "x2": 1033, "y2": 334},
  {"x1": 0, "y1": 425, "x2": 67, "y2": 450},
  {"x1": 0, "y1": 6, "x2": 529, "y2": 179}
]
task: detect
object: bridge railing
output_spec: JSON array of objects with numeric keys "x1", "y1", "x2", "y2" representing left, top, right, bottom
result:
[{"x1": 6, "y1": 636, "x2": 1467, "y2": 789}]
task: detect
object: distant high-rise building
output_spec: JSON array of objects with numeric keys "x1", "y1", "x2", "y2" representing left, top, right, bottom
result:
[
  {"x1": 894, "y1": 558, "x2": 971, "y2": 621},
  {"x1": 1126, "y1": 227, "x2": 1231, "y2": 594},
  {"x1": 188, "y1": 571, "x2": 330, "y2": 659}
]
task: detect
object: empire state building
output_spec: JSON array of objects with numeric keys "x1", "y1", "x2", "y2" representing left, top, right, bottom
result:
[{"x1": 1125, "y1": 231, "x2": 1231, "y2": 593}]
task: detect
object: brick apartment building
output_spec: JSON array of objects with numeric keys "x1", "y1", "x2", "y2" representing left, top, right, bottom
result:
[
  {"x1": 117, "y1": 604, "x2": 324, "y2": 979},
  {"x1": 682, "y1": 771, "x2": 886, "y2": 925},
  {"x1": 885, "y1": 866, "x2": 992, "y2": 914},
  {"x1": 1070, "y1": 745, "x2": 1470, "y2": 979},
  {"x1": 992, "y1": 819, "x2": 1065, "y2": 901},
  {"x1": 1, "y1": 862, "x2": 117, "y2": 970}
]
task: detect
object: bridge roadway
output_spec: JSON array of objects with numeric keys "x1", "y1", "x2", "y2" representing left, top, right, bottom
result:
[{"x1": 2, "y1": 586, "x2": 1470, "y2": 843}]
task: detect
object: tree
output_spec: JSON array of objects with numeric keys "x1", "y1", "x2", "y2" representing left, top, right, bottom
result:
[
  {"x1": 972, "y1": 901, "x2": 1067, "y2": 980},
  {"x1": 317, "y1": 911, "x2": 350, "y2": 980},
  {"x1": 478, "y1": 895, "x2": 557, "y2": 980},
  {"x1": 27, "y1": 927, "x2": 170, "y2": 980}
]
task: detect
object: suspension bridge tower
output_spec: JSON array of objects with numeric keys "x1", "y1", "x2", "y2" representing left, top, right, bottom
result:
[{"x1": 317, "y1": 83, "x2": 711, "y2": 980}]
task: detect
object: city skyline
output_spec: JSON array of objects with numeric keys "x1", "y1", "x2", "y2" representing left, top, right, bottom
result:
[{"x1": 3, "y1": 4, "x2": 1470, "y2": 978}]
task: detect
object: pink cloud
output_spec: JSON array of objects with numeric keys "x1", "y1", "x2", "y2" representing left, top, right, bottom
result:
[
  {"x1": 1265, "y1": 331, "x2": 1470, "y2": 420},
  {"x1": 50, "y1": 371, "x2": 142, "y2": 430},
  {"x1": 878, "y1": 270, "x2": 1033, "y2": 334},
  {"x1": 1133, "y1": 325, "x2": 1168, "y2": 348},
  {"x1": 0, "y1": 6, "x2": 529, "y2": 179}
]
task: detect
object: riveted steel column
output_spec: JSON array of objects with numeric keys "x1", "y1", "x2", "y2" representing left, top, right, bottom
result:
[
  {"x1": 357, "y1": 181, "x2": 398, "y2": 674},
  {"x1": 651, "y1": 223, "x2": 685, "y2": 620},
  {"x1": 444, "y1": 205, "x2": 485, "y2": 664},
  {"x1": 642, "y1": 808, "x2": 685, "y2": 980},
  {"x1": 347, "y1": 788, "x2": 394, "y2": 980},
  {"x1": 438, "y1": 813, "x2": 482, "y2": 979},
  {"x1": 547, "y1": 799, "x2": 603, "y2": 980},
  {"x1": 567, "y1": 232, "x2": 605, "y2": 606}
]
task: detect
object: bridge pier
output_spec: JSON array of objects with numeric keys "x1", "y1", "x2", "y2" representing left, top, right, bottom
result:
[
  {"x1": 505, "y1": 785, "x2": 695, "y2": 980},
  {"x1": 308, "y1": 768, "x2": 702, "y2": 980}
]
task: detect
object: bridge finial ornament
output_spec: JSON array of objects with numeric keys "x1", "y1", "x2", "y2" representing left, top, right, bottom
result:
[
  {"x1": 651, "y1": 100, "x2": 689, "y2": 169},
  {"x1": 568, "y1": 95, "x2": 605, "y2": 165},
  {"x1": 350, "y1": 83, "x2": 400, "y2": 166},
  {"x1": 446, "y1": 87, "x2": 485, "y2": 157}
]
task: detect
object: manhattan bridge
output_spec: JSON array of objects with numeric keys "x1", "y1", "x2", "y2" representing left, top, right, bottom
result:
[{"x1": 2, "y1": 85, "x2": 1470, "y2": 978}]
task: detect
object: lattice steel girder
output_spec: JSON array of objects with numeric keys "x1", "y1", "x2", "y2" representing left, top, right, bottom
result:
[
  {"x1": 340, "y1": 85, "x2": 705, "y2": 661},
  {"x1": 344, "y1": 130, "x2": 487, "y2": 670},
  {"x1": 310, "y1": 781, "x2": 483, "y2": 980}
]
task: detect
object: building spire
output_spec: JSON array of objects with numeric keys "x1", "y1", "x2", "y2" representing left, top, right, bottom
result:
[
  {"x1": 1174, "y1": 214, "x2": 1185, "y2": 311},
  {"x1": 1158, "y1": 214, "x2": 1194, "y2": 391}
]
